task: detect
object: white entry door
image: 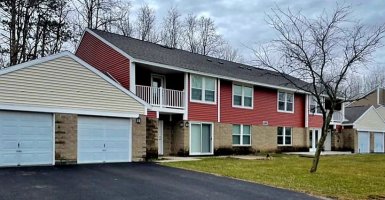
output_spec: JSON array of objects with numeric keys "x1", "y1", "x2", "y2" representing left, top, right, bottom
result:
[
  {"x1": 78, "y1": 116, "x2": 131, "y2": 164},
  {"x1": 0, "y1": 111, "x2": 53, "y2": 167},
  {"x1": 309, "y1": 129, "x2": 321, "y2": 152},
  {"x1": 374, "y1": 132, "x2": 384, "y2": 153},
  {"x1": 358, "y1": 131, "x2": 370, "y2": 153},
  {"x1": 324, "y1": 130, "x2": 332, "y2": 151},
  {"x1": 158, "y1": 120, "x2": 164, "y2": 155}
]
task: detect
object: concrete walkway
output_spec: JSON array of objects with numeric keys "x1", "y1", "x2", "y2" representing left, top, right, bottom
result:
[{"x1": 156, "y1": 156, "x2": 201, "y2": 163}]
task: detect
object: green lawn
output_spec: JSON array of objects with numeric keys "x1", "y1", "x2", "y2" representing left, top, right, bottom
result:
[{"x1": 161, "y1": 154, "x2": 385, "y2": 200}]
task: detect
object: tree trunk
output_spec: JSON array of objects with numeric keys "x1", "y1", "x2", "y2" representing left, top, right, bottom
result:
[{"x1": 310, "y1": 111, "x2": 333, "y2": 173}]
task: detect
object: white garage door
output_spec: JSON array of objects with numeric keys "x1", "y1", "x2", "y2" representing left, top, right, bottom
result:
[
  {"x1": 78, "y1": 116, "x2": 131, "y2": 164},
  {"x1": 358, "y1": 131, "x2": 370, "y2": 153},
  {"x1": 0, "y1": 111, "x2": 53, "y2": 167},
  {"x1": 374, "y1": 133, "x2": 384, "y2": 153}
]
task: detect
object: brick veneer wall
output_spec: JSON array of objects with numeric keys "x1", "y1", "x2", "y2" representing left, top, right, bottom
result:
[
  {"x1": 146, "y1": 118, "x2": 158, "y2": 160},
  {"x1": 55, "y1": 113, "x2": 77, "y2": 164},
  {"x1": 132, "y1": 115, "x2": 147, "y2": 161},
  {"x1": 173, "y1": 120, "x2": 189, "y2": 156},
  {"x1": 339, "y1": 128, "x2": 356, "y2": 152}
]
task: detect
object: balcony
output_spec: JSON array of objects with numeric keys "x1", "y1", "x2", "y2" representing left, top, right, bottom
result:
[
  {"x1": 136, "y1": 85, "x2": 185, "y2": 109},
  {"x1": 331, "y1": 110, "x2": 345, "y2": 123}
]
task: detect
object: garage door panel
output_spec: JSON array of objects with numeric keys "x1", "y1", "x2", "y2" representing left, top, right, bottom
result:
[
  {"x1": 78, "y1": 116, "x2": 131, "y2": 164},
  {"x1": 0, "y1": 111, "x2": 53, "y2": 167},
  {"x1": 358, "y1": 132, "x2": 370, "y2": 153}
]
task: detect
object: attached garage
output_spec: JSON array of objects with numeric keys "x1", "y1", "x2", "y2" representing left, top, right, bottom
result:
[
  {"x1": 0, "y1": 111, "x2": 53, "y2": 167},
  {"x1": 0, "y1": 52, "x2": 148, "y2": 167},
  {"x1": 344, "y1": 106, "x2": 385, "y2": 153},
  {"x1": 78, "y1": 116, "x2": 132, "y2": 163},
  {"x1": 358, "y1": 131, "x2": 370, "y2": 153}
]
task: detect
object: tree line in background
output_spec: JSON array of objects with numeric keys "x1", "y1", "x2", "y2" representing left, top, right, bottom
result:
[{"x1": 0, "y1": 0, "x2": 242, "y2": 69}]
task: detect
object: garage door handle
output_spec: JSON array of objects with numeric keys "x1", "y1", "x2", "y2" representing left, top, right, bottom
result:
[
  {"x1": 16, "y1": 150, "x2": 22, "y2": 153},
  {"x1": 17, "y1": 142, "x2": 20, "y2": 148}
]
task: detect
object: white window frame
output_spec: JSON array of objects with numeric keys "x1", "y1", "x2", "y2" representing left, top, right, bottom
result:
[
  {"x1": 189, "y1": 121, "x2": 214, "y2": 155},
  {"x1": 232, "y1": 124, "x2": 252, "y2": 146},
  {"x1": 190, "y1": 74, "x2": 217, "y2": 104},
  {"x1": 232, "y1": 83, "x2": 254, "y2": 109},
  {"x1": 277, "y1": 127, "x2": 292, "y2": 146},
  {"x1": 277, "y1": 91, "x2": 294, "y2": 113},
  {"x1": 309, "y1": 96, "x2": 324, "y2": 115}
]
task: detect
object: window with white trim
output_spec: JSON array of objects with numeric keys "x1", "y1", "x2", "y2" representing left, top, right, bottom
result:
[
  {"x1": 309, "y1": 96, "x2": 324, "y2": 114},
  {"x1": 233, "y1": 84, "x2": 253, "y2": 108},
  {"x1": 277, "y1": 127, "x2": 292, "y2": 145},
  {"x1": 278, "y1": 91, "x2": 294, "y2": 112},
  {"x1": 232, "y1": 124, "x2": 251, "y2": 146},
  {"x1": 191, "y1": 75, "x2": 216, "y2": 103}
]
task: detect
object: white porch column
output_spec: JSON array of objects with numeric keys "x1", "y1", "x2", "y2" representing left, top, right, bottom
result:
[
  {"x1": 183, "y1": 73, "x2": 189, "y2": 120},
  {"x1": 305, "y1": 94, "x2": 309, "y2": 128},
  {"x1": 130, "y1": 61, "x2": 136, "y2": 94}
]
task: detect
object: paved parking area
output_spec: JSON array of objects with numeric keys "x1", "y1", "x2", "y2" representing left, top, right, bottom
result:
[{"x1": 0, "y1": 163, "x2": 319, "y2": 200}]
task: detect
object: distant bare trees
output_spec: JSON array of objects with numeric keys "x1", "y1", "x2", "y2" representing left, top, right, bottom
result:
[
  {"x1": 136, "y1": 3, "x2": 157, "y2": 42},
  {"x1": 0, "y1": 1, "x2": 242, "y2": 67},
  {"x1": 0, "y1": 0, "x2": 72, "y2": 66},
  {"x1": 161, "y1": 7, "x2": 182, "y2": 48}
]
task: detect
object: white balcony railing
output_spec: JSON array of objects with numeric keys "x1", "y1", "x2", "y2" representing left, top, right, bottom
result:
[
  {"x1": 331, "y1": 110, "x2": 344, "y2": 123},
  {"x1": 136, "y1": 85, "x2": 184, "y2": 109}
]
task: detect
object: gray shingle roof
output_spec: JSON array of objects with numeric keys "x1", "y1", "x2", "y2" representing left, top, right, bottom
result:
[
  {"x1": 90, "y1": 29, "x2": 307, "y2": 91},
  {"x1": 343, "y1": 106, "x2": 372, "y2": 124}
]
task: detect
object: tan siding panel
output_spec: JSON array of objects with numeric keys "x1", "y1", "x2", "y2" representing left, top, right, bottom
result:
[
  {"x1": 355, "y1": 108, "x2": 385, "y2": 131},
  {"x1": 0, "y1": 56, "x2": 144, "y2": 115}
]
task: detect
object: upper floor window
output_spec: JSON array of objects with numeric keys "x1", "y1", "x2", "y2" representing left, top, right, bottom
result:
[
  {"x1": 232, "y1": 124, "x2": 251, "y2": 146},
  {"x1": 310, "y1": 96, "x2": 324, "y2": 114},
  {"x1": 277, "y1": 127, "x2": 292, "y2": 146},
  {"x1": 191, "y1": 75, "x2": 216, "y2": 103},
  {"x1": 278, "y1": 91, "x2": 294, "y2": 112},
  {"x1": 233, "y1": 84, "x2": 253, "y2": 108}
]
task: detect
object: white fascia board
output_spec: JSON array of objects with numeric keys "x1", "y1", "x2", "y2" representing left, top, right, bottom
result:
[
  {"x1": 0, "y1": 103, "x2": 139, "y2": 118},
  {"x1": 0, "y1": 51, "x2": 72, "y2": 75},
  {"x1": 85, "y1": 28, "x2": 136, "y2": 61}
]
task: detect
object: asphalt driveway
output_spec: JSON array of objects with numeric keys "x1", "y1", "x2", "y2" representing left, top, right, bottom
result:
[{"x1": 0, "y1": 163, "x2": 319, "y2": 200}]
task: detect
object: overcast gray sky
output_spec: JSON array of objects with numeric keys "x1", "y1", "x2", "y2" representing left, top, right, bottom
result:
[{"x1": 129, "y1": 0, "x2": 385, "y2": 65}]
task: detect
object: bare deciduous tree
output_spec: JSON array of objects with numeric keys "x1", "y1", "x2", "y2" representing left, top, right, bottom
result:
[
  {"x1": 161, "y1": 7, "x2": 182, "y2": 48},
  {"x1": 254, "y1": 5, "x2": 385, "y2": 172},
  {"x1": 197, "y1": 16, "x2": 222, "y2": 56},
  {"x1": 114, "y1": 1, "x2": 133, "y2": 37},
  {"x1": 136, "y1": 3, "x2": 158, "y2": 42},
  {"x1": 183, "y1": 13, "x2": 199, "y2": 53},
  {"x1": 0, "y1": 0, "x2": 72, "y2": 66},
  {"x1": 215, "y1": 43, "x2": 242, "y2": 62}
]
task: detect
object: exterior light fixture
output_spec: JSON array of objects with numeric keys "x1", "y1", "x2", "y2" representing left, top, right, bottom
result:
[
  {"x1": 185, "y1": 122, "x2": 189, "y2": 127},
  {"x1": 179, "y1": 121, "x2": 184, "y2": 127},
  {"x1": 136, "y1": 117, "x2": 141, "y2": 124}
]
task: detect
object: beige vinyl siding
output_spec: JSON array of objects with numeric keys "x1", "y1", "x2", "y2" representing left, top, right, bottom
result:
[
  {"x1": 355, "y1": 107, "x2": 385, "y2": 131},
  {"x1": 376, "y1": 106, "x2": 385, "y2": 120},
  {"x1": 350, "y1": 91, "x2": 378, "y2": 107},
  {"x1": 0, "y1": 56, "x2": 144, "y2": 115}
]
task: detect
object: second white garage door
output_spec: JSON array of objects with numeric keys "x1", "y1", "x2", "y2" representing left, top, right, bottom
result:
[
  {"x1": 358, "y1": 131, "x2": 370, "y2": 153},
  {"x1": 78, "y1": 116, "x2": 131, "y2": 164}
]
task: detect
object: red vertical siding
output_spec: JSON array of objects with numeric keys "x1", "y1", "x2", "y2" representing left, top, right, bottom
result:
[
  {"x1": 147, "y1": 111, "x2": 157, "y2": 119},
  {"x1": 188, "y1": 75, "x2": 218, "y2": 122},
  {"x1": 308, "y1": 114, "x2": 323, "y2": 128},
  {"x1": 220, "y1": 80, "x2": 305, "y2": 127},
  {"x1": 75, "y1": 32, "x2": 130, "y2": 89}
]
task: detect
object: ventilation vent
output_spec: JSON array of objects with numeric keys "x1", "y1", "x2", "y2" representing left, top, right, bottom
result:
[
  {"x1": 239, "y1": 66, "x2": 245, "y2": 69},
  {"x1": 207, "y1": 59, "x2": 213, "y2": 62},
  {"x1": 218, "y1": 61, "x2": 224, "y2": 64},
  {"x1": 246, "y1": 67, "x2": 252, "y2": 71}
]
